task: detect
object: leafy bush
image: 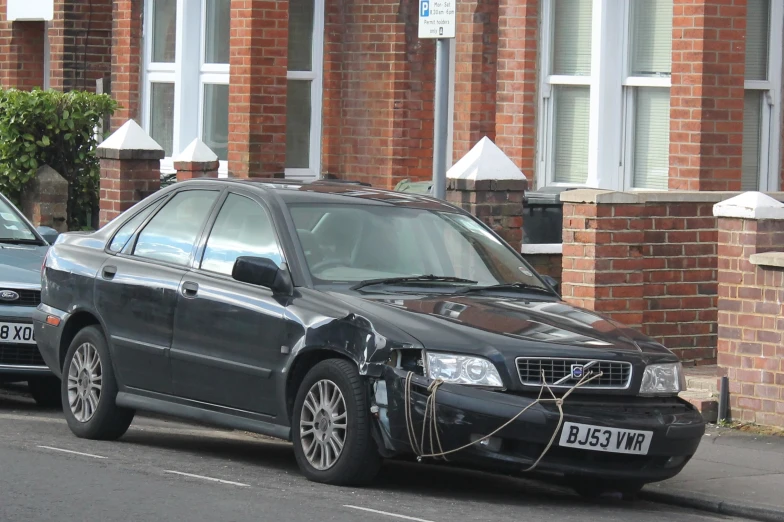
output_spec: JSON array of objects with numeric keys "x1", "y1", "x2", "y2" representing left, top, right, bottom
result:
[{"x1": 0, "y1": 88, "x2": 117, "y2": 230}]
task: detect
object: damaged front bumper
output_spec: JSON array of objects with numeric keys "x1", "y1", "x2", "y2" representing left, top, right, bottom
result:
[{"x1": 373, "y1": 366, "x2": 705, "y2": 484}]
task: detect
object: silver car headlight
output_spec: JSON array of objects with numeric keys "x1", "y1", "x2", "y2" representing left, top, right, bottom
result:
[
  {"x1": 425, "y1": 352, "x2": 504, "y2": 388},
  {"x1": 639, "y1": 362, "x2": 686, "y2": 396}
]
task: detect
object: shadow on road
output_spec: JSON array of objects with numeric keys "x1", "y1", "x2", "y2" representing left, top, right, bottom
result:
[{"x1": 0, "y1": 382, "x2": 62, "y2": 413}]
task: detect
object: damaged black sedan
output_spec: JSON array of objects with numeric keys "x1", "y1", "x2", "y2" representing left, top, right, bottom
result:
[{"x1": 34, "y1": 179, "x2": 704, "y2": 497}]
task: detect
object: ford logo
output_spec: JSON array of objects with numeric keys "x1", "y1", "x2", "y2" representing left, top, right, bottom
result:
[{"x1": 0, "y1": 290, "x2": 20, "y2": 302}]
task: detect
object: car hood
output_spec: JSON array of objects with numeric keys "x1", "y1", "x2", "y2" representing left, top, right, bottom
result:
[
  {"x1": 0, "y1": 243, "x2": 48, "y2": 287},
  {"x1": 328, "y1": 292, "x2": 673, "y2": 361}
]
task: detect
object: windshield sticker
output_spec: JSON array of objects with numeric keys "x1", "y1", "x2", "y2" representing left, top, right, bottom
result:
[
  {"x1": 518, "y1": 266, "x2": 533, "y2": 277},
  {"x1": 0, "y1": 212, "x2": 20, "y2": 222},
  {"x1": 3, "y1": 224, "x2": 19, "y2": 231}
]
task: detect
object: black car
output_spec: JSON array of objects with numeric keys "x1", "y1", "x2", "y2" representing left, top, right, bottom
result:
[{"x1": 34, "y1": 179, "x2": 704, "y2": 496}]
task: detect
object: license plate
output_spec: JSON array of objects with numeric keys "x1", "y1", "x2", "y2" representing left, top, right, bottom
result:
[
  {"x1": 0, "y1": 322, "x2": 36, "y2": 345},
  {"x1": 559, "y1": 421, "x2": 652, "y2": 455}
]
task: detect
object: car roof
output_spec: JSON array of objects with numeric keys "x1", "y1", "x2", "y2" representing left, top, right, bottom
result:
[{"x1": 178, "y1": 178, "x2": 459, "y2": 212}]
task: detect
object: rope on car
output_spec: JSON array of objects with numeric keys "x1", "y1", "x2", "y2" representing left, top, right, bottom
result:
[{"x1": 403, "y1": 369, "x2": 604, "y2": 472}]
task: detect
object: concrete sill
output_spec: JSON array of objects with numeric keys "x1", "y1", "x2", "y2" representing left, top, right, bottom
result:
[
  {"x1": 749, "y1": 251, "x2": 784, "y2": 269},
  {"x1": 520, "y1": 244, "x2": 563, "y2": 255},
  {"x1": 559, "y1": 189, "x2": 784, "y2": 205}
]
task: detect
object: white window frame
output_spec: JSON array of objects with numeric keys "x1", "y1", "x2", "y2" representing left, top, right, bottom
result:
[
  {"x1": 745, "y1": 0, "x2": 783, "y2": 192},
  {"x1": 284, "y1": 0, "x2": 325, "y2": 180},
  {"x1": 142, "y1": 0, "x2": 230, "y2": 176}
]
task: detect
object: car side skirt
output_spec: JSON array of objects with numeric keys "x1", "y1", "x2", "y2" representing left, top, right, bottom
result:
[{"x1": 116, "y1": 389, "x2": 291, "y2": 441}]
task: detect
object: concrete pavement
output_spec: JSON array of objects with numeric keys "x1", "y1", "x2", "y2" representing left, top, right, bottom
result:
[
  {"x1": 642, "y1": 426, "x2": 784, "y2": 522},
  {"x1": 0, "y1": 385, "x2": 750, "y2": 522}
]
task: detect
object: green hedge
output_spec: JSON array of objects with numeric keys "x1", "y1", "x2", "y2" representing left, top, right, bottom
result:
[{"x1": 0, "y1": 88, "x2": 117, "y2": 230}]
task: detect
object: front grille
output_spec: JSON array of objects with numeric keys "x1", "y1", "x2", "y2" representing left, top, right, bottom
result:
[
  {"x1": 0, "y1": 344, "x2": 46, "y2": 366},
  {"x1": 0, "y1": 289, "x2": 41, "y2": 307},
  {"x1": 516, "y1": 358, "x2": 632, "y2": 389}
]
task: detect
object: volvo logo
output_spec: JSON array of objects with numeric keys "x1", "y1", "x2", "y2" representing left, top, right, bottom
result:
[
  {"x1": 0, "y1": 290, "x2": 20, "y2": 302},
  {"x1": 570, "y1": 364, "x2": 585, "y2": 379}
]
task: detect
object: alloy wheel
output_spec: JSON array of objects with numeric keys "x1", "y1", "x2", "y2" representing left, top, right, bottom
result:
[
  {"x1": 300, "y1": 379, "x2": 348, "y2": 470},
  {"x1": 66, "y1": 342, "x2": 102, "y2": 423}
]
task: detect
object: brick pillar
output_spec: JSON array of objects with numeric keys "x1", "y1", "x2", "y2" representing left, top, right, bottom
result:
[
  {"x1": 494, "y1": 0, "x2": 538, "y2": 177},
  {"x1": 109, "y1": 0, "x2": 143, "y2": 128},
  {"x1": 669, "y1": 0, "x2": 746, "y2": 191},
  {"x1": 227, "y1": 0, "x2": 288, "y2": 178},
  {"x1": 715, "y1": 193, "x2": 784, "y2": 426},
  {"x1": 96, "y1": 120, "x2": 164, "y2": 226},
  {"x1": 446, "y1": 179, "x2": 527, "y2": 252},
  {"x1": 20, "y1": 165, "x2": 69, "y2": 232},
  {"x1": 452, "y1": 0, "x2": 498, "y2": 160},
  {"x1": 173, "y1": 138, "x2": 219, "y2": 181}
]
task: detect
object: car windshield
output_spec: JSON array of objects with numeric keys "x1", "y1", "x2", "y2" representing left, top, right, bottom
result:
[
  {"x1": 0, "y1": 196, "x2": 36, "y2": 242},
  {"x1": 288, "y1": 203, "x2": 548, "y2": 292}
]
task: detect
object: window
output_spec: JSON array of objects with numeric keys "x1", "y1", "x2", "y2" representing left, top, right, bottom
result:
[
  {"x1": 143, "y1": 0, "x2": 230, "y2": 174},
  {"x1": 285, "y1": 0, "x2": 325, "y2": 179},
  {"x1": 742, "y1": 0, "x2": 783, "y2": 191},
  {"x1": 134, "y1": 190, "x2": 219, "y2": 266},
  {"x1": 108, "y1": 201, "x2": 161, "y2": 253},
  {"x1": 201, "y1": 194, "x2": 284, "y2": 275},
  {"x1": 540, "y1": 0, "x2": 782, "y2": 192}
]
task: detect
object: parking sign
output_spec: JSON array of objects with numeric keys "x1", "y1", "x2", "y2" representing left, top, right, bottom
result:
[{"x1": 417, "y1": 0, "x2": 455, "y2": 39}]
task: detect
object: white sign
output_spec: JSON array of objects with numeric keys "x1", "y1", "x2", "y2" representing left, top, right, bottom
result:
[
  {"x1": 7, "y1": 0, "x2": 53, "y2": 21},
  {"x1": 418, "y1": 0, "x2": 456, "y2": 39}
]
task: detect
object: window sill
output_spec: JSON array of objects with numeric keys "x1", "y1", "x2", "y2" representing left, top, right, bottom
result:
[
  {"x1": 520, "y1": 244, "x2": 563, "y2": 255},
  {"x1": 749, "y1": 251, "x2": 784, "y2": 269}
]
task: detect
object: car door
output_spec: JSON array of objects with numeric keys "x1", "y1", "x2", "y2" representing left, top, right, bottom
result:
[
  {"x1": 95, "y1": 189, "x2": 221, "y2": 395},
  {"x1": 170, "y1": 191, "x2": 290, "y2": 415}
]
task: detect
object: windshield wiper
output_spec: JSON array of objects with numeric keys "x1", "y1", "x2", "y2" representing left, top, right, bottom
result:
[
  {"x1": 351, "y1": 275, "x2": 477, "y2": 291},
  {"x1": 457, "y1": 282, "x2": 554, "y2": 295}
]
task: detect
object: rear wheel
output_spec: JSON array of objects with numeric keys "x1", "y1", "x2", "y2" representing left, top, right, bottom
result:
[
  {"x1": 292, "y1": 359, "x2": 382, "y2": 486},
  {"x1": 62, "y1": 326, "x2": 134, "y2": 440},
  {"x1": 27, "y1": 376, "x2": 62, "y2": 408}
]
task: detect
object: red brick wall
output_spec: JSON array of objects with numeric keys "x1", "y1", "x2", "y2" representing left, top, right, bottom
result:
[
  {"x1": 669, "y1": 0, "x2": 746, "y2": 191},
  {"x1": 49, "y1": 0, "x2": 113, "y2": 93},
  {"x1": 717, "y1": 218, "x2": 784, "y2": 427},
  {"x1": 494, "y1": 0, "x2": 538, "y2": 178},
  {"x1": 561, "y1": 199, "x2": 719, "y2": 364},
  {"x1": 0, "y1": 0, "x2": 45, "y2": 90},
  {"x1": 525, "y1": 253, "x2": 563, "y2": 286},
  {"x1": 227, "y1": 0, "x2": 289, "y2": 178}
]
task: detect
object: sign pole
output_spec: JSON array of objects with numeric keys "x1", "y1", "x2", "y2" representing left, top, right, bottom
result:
[
  {"x1": 432, "y1": 37, "x2": 450, "y2": 200},
  {"x1": 418, "y1": 0, "x2": 455, "y2": 200}
]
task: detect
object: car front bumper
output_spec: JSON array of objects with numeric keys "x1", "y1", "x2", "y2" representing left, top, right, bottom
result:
[
  {"x1": 375, "y1": 366, "x2": 705, "y2": 484},
  {"x1": 31, "y1": 304, "x2": 70, "y2": 379}
]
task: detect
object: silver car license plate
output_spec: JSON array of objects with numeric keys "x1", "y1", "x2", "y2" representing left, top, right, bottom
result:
[
  {"x1": 0, "y1": 322, "x2": 36, "y2": 344},
  {"x1": 559, "y1": 421, "x2": 652, "y2": 455}
]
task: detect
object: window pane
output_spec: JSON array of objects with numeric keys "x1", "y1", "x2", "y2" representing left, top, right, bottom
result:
[
  {"x1": 203, "y1": 84, "x2": 229, "y2": 161},
  {"x1": 201, "y1": 194, "x2": 283, "y2": 275},
  {"x1": 552, "y1": 0, "x2": 592, "y2": 76},
  {"x1": 633, "y1": 88, "x2": 671, "y2": 190},
  {"x1": 285, "y1": 80, "x2": 312, "y2": 169},
  {"x1": 631, "y1": 0, "x2": 673, "y2": 76},
  {"x1": 745, "y1": 0, "x2": 770, "y2": 81},
  {"x1": 288, "y1": 0, "x2": 314, "y2": 71},
  {"x1": 135, "y1": 190, "x2": 219, "y2": 266},
  {"x1": 553, "y1": 85, "x2": 590, "y2": 184},
  {"x1": 152, "y1": 0, "x2": 177, "y2": 63},
  {"x1": 742, "y1": 91, "x2": 762, "y2": 190},
  {"x1": 109, "y1": 201, "x2": 160, "y2": 253},
  {"x1": 205, "y1": 0, "x2": 231, "y2": 64},
  {"x1": 150, "y1": 82, "x2": 175, "y2": 157}
]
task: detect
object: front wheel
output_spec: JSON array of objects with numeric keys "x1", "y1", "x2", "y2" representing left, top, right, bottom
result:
[
  {"x1": 62, "y1": 326, "x2": 135, "y2": 440},
  {"x1": 292, "y1": 359, "x2": 382, "y2": 486}
]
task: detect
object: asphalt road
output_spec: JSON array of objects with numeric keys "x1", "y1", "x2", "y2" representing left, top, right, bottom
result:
[{"x1": 0, "y1": 384, "x2": 750, "y2": 522}]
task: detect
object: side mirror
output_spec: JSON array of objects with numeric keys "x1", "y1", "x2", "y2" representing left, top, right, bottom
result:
[
  {"x1": 232, "y1": 256, "x2": 293, "y2": 295},
  {"x1": 541, "y1": 275, "x2": 560, "y2": 295},
  {"x1": 37, "y1": 226, "x2": 59, "y2": 245}
]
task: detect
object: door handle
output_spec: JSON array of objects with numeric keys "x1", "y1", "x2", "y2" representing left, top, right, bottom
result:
[
  {"x1": 182, "y1": 281, "x2": 199, "y2": 297},
  {"x1": 102, "y1": 266, "x2": 117, "y2": 280}
]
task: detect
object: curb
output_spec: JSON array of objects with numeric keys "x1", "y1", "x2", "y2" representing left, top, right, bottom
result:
[{"x1": 641, "y1": 489, "x2": 784, "y2": 522}]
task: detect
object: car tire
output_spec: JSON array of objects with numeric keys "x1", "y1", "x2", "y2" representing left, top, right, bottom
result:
[
  {"x1": 62, "y1": 326, "x2": 135, "y2": 440},
  {"x1": 292, "y1": 358, "x2": 382, "y2": 486},
  {"x1": 568, "y1": 478, "x2": 644, "y2": 501},
  {"x1": 27, "y1": 376, "x2": 62, "y2": 408}
]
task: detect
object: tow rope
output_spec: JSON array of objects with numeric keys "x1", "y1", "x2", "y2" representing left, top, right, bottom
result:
[{"x1": 403, "y1": 369, "x2": 604, "y2": 472}]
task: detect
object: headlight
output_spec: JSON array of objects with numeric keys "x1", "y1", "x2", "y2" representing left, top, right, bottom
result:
[
  {"x1": 426, "y1": 352, "x2": 504, "y2": 388},
  {"x1": 639, "y1": 362, "x2": 686, "y2": 396}
]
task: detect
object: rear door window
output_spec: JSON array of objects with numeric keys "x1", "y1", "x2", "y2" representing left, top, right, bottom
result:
[
  {"x1": 200, "y1": 193, "x2": 283, "y2": 276},
  {"x1": 108, "y1": 200, "x2": 162, "y2": 253},
  {"x1": 133, "y1": 190, "x2": 220, "y2": 266}
]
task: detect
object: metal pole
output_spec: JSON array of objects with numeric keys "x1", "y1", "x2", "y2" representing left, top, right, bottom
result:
[{"x1": 432, "y1": 38, "x2": 451, "y2": 200}]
